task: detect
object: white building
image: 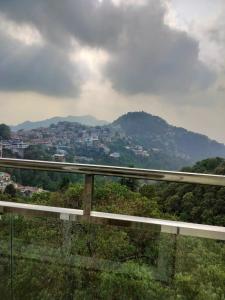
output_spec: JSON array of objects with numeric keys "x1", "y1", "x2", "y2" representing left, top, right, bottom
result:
[
  {"x1": 0, "y1": 172, "x2": 12, "y2": 192},
  {"x1": 110, "y1": 152, "x2": 120, "y2": 159},
  {"x1": 53, "y1": 153, "x2": 65, "y2": 162}
]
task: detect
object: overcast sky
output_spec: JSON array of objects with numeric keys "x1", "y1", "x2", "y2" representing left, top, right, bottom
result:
[{"x1": 0, "y1": 0, "x2": 225, "y2": 142}]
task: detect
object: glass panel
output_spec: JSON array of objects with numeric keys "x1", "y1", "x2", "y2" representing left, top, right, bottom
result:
[
  {"x1": 0, "y1": 211, "x2": 224, "y2": 299},
  {"x1": 174, "y1": 236, "x2": 225, "y2": 300},
  {"x1": 12, "y1": 214, "x2": 66, "y2": 300},
  {"x1": 0, "y1": 213, "x2": 13, "y2": 299}
]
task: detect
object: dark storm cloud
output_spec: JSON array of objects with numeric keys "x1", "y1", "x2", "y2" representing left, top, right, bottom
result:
[
  {"x1": 104, "y1": 14, "x2": 215, "y2": 95},
  {"x1": 0, "y1": 0, "x2": 216, "y2": 96},
  {"x1": 0, "y1": 0, "x2": 123, "y2": 48},
  {"x1": 0, "y1": 32, "x2": 81, "y2": 96}
]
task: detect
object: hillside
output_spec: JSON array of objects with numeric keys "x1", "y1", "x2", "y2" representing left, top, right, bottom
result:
[
  {"x1": 11, "y1": 115, "x2": 108, "y2": 131},
  {"x1": 157, "y1": 157, "x2": 225, "y2": 226},
  {"x1": 112, "y1": 112, "x2": 225, "y2": 164},
  {"x1": 7, "y1": 111, "x2": 225, "y2": 171}
]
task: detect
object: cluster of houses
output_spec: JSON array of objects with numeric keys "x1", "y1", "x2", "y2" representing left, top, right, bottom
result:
[
  {"x1": 13, "y1": 122, "x2": 125, "y2": 161},
  {"x1": 14, "y1": 123, "x2": 117, "y2": 147},
  {"x1": 0, "y1": 172, "x2": 44, "y2": 196},
  {"x1": 125, "y1": 145, "x2": 150, "y2": 157},
  {"x1": 0, "y1": 139, "x2": 29, "y2": 157},
  {"x1": 3, "y1": 122, "x2": 162, "y2": 164}
]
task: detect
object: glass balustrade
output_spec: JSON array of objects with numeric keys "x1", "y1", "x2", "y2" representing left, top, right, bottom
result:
[
  {"x1": 0, "y1": 159, "x2": 225, "y2": 299},
  {"x1": 0, "y1": 209, "x2": 224, "y2": 300}
]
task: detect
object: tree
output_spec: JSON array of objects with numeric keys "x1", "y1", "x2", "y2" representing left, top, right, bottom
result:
[
  {"x1": 139, "y1": 184, "x2": 156, "y2": 199},
  {"x1": 157, "y1": 158, "x2": 225, "y2": 226},
  {"x1": 4, "y1": 184, "x2": 16, "y2": 197},
  {"x1": 120, "y1": 165, "x2": 139, "y2": 192},
  {"x1": 59, "y1": 176, "x2": 70, "y2": 191},
  {"x1": 24, "y1": 145, "x2": 51, "y2": 160},
  {"x1": 0, "y1": 124, "x2": 11, "y2": 139},
  {"x1": 120, "y1": 177, "x2": 139, "y2": 192}
]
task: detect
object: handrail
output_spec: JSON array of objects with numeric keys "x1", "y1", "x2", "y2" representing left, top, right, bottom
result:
[
  {"x1": 0, "y1": 201, "x2": 225, "y2": 241},
  {"x1": 1, "y1": 158, "x2": 225, "y2": 186}
]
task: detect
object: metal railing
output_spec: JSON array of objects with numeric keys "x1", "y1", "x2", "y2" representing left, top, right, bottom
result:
[
  {"x1": 0, "y1": 200, "x2": 225, "y2": 240},
  {"x1": 0, "y1": 158, "x2": 225, "y2": 241},
  {"x1": 1, "y1": 158, "x2": 225, "y2": 185}
]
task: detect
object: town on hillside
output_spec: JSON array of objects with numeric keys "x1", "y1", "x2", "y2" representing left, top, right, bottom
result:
[{"x1": 1, "y1": 121, "x2": 154, "y2": 163}]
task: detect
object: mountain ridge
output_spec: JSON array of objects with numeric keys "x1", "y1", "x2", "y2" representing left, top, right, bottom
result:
[{"x1": 11, "y1": 115, "x2": 108, "y2": 131}]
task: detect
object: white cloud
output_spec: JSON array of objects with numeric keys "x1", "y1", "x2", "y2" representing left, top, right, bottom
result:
[{"x1": 0, "y1": 13, "x2": 43, "y2": 46}]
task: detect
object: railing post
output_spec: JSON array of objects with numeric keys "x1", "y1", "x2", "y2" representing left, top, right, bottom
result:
[
  {"x1": 10, "y1": 212, "x2": 14, "y2": 300},
  {"x1": 171, "y1": 229, "x2": 179, "y2": 282},
  {"x1": 83, "y1": 174, "x2": 94, "y2": 218}
]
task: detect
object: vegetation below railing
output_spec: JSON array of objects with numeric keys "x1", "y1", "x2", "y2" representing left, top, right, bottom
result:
[
  {"x1": 2, "y1": 158, "x2": 225, "y2": 226},
  {"x1": 0, "y1": 207, "x2": 224, "y2": 299},
  {"x1": 0, "y1": 157, "x2": 225, "y2": 299}
]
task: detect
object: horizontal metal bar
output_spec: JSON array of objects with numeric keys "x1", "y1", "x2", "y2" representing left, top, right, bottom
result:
[
  {"x1": 91, "y1": 212, "x2": 225, "y2": 241},
  {"x1": 0, "y1": 200, "x2": 83, "y2": 216},
  {"x1": 1, "y1": 158, "x2": 225, "y2": 186},
  {"x1": 0, "y1": 201, "x2": 224, "y2": 241}
]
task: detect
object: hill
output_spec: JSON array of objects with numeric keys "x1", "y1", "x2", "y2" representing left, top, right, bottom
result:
[
  {"x1": 8, "y1": 111, "x2": 225, "y2": 170},
  {"x1": 112, "y1": 111, "x2": 225, "y2": 164},
  {"x1": 11, "y1": 115, "x2": 108, "y2": 131}
]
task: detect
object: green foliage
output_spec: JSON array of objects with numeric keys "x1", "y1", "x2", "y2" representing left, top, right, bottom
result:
[
  {"x1": 0, "y1": 123, "x2": 11, "y2": 139},
  {"x1": 157, "y1": 158, "x2": 225, "y2": 226},
  {"x1": 120, "y1": 177, "x2": 139, "y2": 192},
  {"x1": 174, "y1": 237, "x2": 225, "y2": 300},
  {"x1": 182, "y1": 157, "x2": 225, "y2": 174},
  {"x1": 24, "y1": 145, "x2": 52, "y2": 160},
  {"x1": 63, "y1": 184, "x2": 83, "y2": 208},
  {"x1": 94, "y1": 182, "x2": 161, "y2": 217},
  {"x1": 139, "y1": 184, "x2": 156, "y2": 199},
  {"x1": 59, "y1": 176, "x2": 70, "y2": 191},
  {"x1": 4, "y1": 183, "x2": 16, "y2": 197},
  {"x1": 100, "y1": 262, "x2": 172, "y2": 300}
]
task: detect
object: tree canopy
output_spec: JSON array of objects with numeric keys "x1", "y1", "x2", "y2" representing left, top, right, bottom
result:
[{"x1": 0, "y1": 123, "x2": 11, "y2": 139}]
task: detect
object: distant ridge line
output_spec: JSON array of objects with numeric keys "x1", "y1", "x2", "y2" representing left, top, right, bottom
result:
[{"x1": 11, "y1": 115, "x2": 109, "y2": 131}]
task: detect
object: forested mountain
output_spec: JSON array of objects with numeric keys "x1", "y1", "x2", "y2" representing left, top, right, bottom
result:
[
  {"x1": 112, "y1": 112, "x2": 225, "y2": 164},
  {"x1": 11, "y1": 115, "x2": 108, "y2": 131}
]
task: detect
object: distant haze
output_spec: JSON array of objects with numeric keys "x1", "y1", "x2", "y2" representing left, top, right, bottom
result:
[{"x1": 11, "y1": 115, "x2": 108, "y2": 131}]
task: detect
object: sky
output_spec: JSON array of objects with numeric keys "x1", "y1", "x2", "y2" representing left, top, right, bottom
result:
[{"x1": 0, "y1": 0, "x2": 225, "y2": 142}]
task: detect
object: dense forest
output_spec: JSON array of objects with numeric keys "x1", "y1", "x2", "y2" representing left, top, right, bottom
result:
[{"x1": 0, "y1": 157, "x2": 225, "y2": 299}]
